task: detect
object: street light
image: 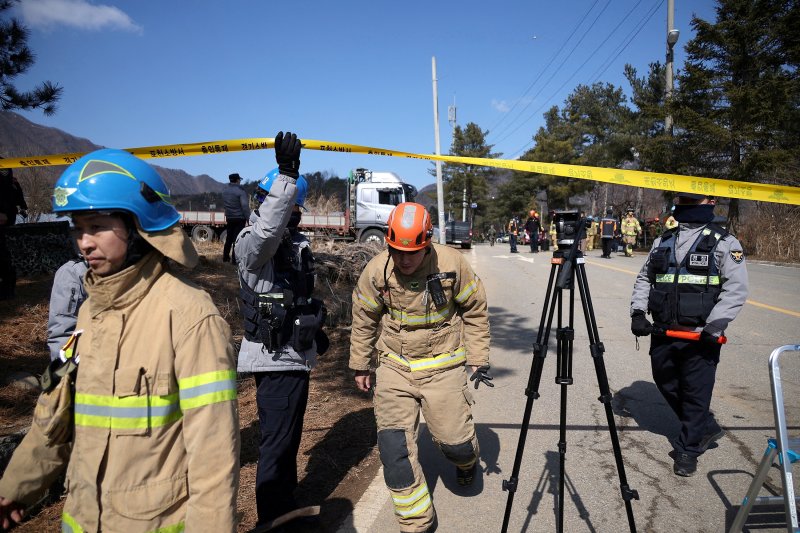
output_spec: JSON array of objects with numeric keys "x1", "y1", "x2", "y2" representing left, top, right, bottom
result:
[{"x1": 665, "y1": 0, "x2": 680, "y2": 134}]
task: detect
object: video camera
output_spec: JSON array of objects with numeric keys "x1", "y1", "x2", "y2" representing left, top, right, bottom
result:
[{"x1": 553, "y1": 210, "x2": 588, "y2": 250}]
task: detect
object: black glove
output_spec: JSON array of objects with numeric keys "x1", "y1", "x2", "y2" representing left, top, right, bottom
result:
[
  {"x1": 630, "y1": 310, "x2": 652, "y2": 337},
  {"x1": 274, "y1": 131, "x2": 301, "y2": 178},
  {"x1": 470, "y1": 365, "x2": 494, "y2": 389},
  {"x1": 700, "y1": 329, "x2": 721, "y2": 346}
]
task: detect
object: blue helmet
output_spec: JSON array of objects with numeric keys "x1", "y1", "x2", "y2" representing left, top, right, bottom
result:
[
  {"x1": 254, "y1": 167, "x2": 307, "y2": 207},
  {"x1": 52, "y1": 149, "x2": 180, "y2": 232}
]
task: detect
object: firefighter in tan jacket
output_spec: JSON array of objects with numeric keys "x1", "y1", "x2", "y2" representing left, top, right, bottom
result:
[
  {"x1": 350, "y1": 203, "x2": 492, "y2": 533},
  {"x1": 0, "y1": 149, "x2": 240, "y2": 532}
]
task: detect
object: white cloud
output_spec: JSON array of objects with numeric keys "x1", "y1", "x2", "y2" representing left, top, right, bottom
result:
[
  {"x1": 491, "y1": 99, "x2": 510, "y2": 113},
  {"x1": 19, "y1": 0, "x2": 142, "y2": 33}
]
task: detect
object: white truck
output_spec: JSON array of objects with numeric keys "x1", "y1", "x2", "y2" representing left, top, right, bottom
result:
[
  {"x1": 180, "y1": 168, "x2": 417, "y2": 245},
  {"x1": 299, "y1": 168, "x2": 417, "y2": 245}
]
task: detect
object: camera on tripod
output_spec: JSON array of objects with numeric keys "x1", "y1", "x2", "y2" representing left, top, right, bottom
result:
[{"x1": 553, "y1": 210, "x2": 588, "y2": 250}]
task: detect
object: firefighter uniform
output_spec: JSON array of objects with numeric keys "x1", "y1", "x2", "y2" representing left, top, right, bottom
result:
[
  {"x1": 0, "y1": 149, "x2": 240, "y2": 532},
  {"x1": 586, "y1": 219, "x2": 597, "y2": 251},
  {"x1": 630, "y1": 222, "x2": 748, "y2": 464},
  {"x1": 0, "y1": 247, "x2": 240, "y2": 532},
  {"x1": 350, "y1": 243, "x2": 490, "y2": 532},
  {"x1": 549, "y1": 221, "x2": 557, "y2": 248},
  {"x1": 621, "y1": 214, "x2": 642, "y2": 257}
]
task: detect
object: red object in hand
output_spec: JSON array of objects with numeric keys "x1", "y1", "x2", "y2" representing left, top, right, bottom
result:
[{"x1": 665, "y1": 330, "x2": 727, "y2": 344}]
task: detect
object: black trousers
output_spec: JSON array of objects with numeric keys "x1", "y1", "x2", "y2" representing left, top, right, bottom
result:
[
  {"x1": 223, "y1": 218, "x2": 246, "y2": 262},
  {"x1": 0, "y1": 229, "x2": 15, "y2": 299},
  {"x1": 254, "y1": 370, "x2": 310, "y2": 524},
  {"x1": 509, "y1": 234, "x2": 518, "y2": 252},
  {"x1": 601, "y1": 238, "x2": 613, "y2": 257},
  {"x1": 529, "y1": 236, "x2": 539, "y2": 252},
  {"x1": 650, "y1": 335, "x2": 722, "y2": 457}
]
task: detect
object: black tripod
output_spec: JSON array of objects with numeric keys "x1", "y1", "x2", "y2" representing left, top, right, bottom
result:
[{"x1": 501, "y1": 221, "x2": 639, "y2": 532}]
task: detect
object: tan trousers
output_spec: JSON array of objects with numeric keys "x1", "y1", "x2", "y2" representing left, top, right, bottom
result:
[{"x1": 374, "y1": 363, "x2": 479, "y2": 532}]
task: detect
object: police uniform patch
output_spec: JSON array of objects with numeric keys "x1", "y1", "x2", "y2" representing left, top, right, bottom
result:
[{"x1": 730, "y1": 250, "x2": 744, "y2": 264}]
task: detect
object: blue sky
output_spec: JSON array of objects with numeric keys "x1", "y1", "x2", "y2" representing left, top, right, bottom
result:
[{"x1": 14, "y1": 0, "x2": 717, "y2": 191}]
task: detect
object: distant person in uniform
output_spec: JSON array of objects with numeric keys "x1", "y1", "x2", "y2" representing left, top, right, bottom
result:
[
  {"x1": 621, "y1": 208, "x2": 642, "y2": 257},
  {"x1": 487, "y1": 225, "x2": 496, "y2": 247},
  {"x1": 664, "y1": 206, "x2": 678, "y2": 230},
  {"x1": 599, "y1": 208, "x2": 617, "y2": 259},
  {"x1": 524, "y1": 210, "x2": 540, "y2": 253},
  {"x1": 222, "y1": 172, "x2": 250, "y2": 263},
  {"x1": 507, "y1": 216, "x2": 519, "y2": 253},
  {"x1": 586, "y1": 216, "x2": 597, "y2": 251}
]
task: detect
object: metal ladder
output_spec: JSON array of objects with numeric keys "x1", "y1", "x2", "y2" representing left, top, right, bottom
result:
[{"x1": 730, "y1": 345, "x2": 800, "y2": 533}]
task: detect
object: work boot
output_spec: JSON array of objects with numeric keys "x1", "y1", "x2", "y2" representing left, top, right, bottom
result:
[
  {"x1": 699, "y1": 428, "x2": 726, "y2": 452},
  {"x1": 673, "y1": 453, "x2": 697, "y2": 477},
  {"x1": 456, "y1": 463, "x2": 477, "y2": 486}
]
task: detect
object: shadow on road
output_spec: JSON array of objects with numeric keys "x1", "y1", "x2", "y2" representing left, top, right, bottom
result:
[{"x1": 612, "y1": 379, "x2": 680, "y2": 441}]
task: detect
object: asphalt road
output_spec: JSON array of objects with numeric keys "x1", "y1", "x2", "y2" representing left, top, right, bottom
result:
[{"x1": 339, "y1": 243, "x2": 800, "y2": 533}]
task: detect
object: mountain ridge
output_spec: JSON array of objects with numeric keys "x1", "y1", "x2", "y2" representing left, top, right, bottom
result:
[{"x1": 0, "y1": 111, "x2": 225, "y2": 195}]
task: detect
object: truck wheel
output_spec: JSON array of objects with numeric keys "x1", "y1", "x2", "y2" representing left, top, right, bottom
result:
[
  {"x1": 359, "y1": 229, "x2": 385, "y2": 245},
  {"x1": 218, "y1": 230, "x2": 227, "y2": 244},
  {"x1": 191, "y1": 225, "x2": 214, "y2": 243}
]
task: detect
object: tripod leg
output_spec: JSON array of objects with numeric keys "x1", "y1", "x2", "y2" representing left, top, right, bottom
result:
[
  {"x1": 574, "y1": 260, "x2": 639, "y2": 532},
  {"x1": 501, "y1": 261, "x2": 561, "y2": 533},
  {"x1": 554, "y1": 268, "x2": 575, "y2": 533}
]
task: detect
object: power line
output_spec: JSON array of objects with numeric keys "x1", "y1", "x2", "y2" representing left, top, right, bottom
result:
[
  {"x1": 487, "y1": 0, "x2": 601, "y2": 135},
  {"x1": 502, "y1": 0, "x2": 662, "y2": 158},
  {"x1": 588, "y1": 0, "x2": 665, "y2": 83},
  {"x1": 489, "y1": 0, "x2": 613, "y2": 142}
]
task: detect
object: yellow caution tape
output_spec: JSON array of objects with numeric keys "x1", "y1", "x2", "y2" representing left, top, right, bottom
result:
[{"x1": 2, "y1": 137, "x2": 798, "y2": 205}]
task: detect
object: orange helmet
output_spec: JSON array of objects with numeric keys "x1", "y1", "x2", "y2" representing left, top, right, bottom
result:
[{"x1": 386, "y1": 202, "x2": 433, "y2": 251}]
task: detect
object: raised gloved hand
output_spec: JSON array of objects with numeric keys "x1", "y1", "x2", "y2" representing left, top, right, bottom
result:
[
  {"x1": 274, "y1": 131, "x2": 301, "y2": 178},
  {"x1": 470, "y1": 365, "x2": 494, "y2": 389},
  {"x1": 630, "y1": 310, "x2": 653, "y2": 337}
]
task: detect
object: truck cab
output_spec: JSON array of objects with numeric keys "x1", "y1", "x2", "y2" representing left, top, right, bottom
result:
[{"x1": 349, "y1": 168, "x2": 417, "y2": 244}]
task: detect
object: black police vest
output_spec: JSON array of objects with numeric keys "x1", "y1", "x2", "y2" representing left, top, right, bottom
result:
[
  {"x1": 647, "y1": 223, "x2": 726, "y2": 329},
  {"x1": 239, "y1": 230, "x2": 324, "y2": 351}
]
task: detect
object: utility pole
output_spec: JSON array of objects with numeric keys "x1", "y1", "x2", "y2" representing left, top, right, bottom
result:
[
  {"x1": 432, "y1": 57, "x2": 446, "y2": 244},
  {"x1": 665, "y1": 0, "x2": 679, "y2": 134}
]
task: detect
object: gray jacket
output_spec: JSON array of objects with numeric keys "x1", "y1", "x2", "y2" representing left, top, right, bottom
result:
[
  {"x1": 630, "y1": 222, "x2": 749, "y2": 336},
  {"x1": 47, "y1": 259, "x2": 88, "y2": 360},
  {"x1": 234, "y1": 173, "x2": 317, "y2": 373},
  {"x1": 222, "y1": 182, "x2": 250, "y2": 220}
]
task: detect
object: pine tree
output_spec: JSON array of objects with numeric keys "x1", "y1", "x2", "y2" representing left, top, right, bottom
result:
[
  {"x1": 440, "y1": 122, "x2": 499, "y2": 222},
  {"x1": 0, "y1": 1, "x2": 61, "y2": 115},
  {"x1": 672, "y1": 0, "x2": 800, "y2": 228}
]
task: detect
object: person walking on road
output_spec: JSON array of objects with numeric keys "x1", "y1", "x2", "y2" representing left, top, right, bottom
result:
[
  {"x1": 222, "y1": 172, "x2": 250, "y2": 263},
  {"x1": 507, "y1": 216, "x2": 519, "y2": 253},
  {"x1": 629, "y1": 191, "x2": 748, "y2": 477},
  {"x1": 487, "y1": 224, "x2": 496, "y2": 247},
  {"x1": 235, "y1": 132, "x2": 328, "y2": 529},
  {"x1": 524, "y1": 210, "x2": 540, "y2": 253},
  {"x1": 350, "y1": 202, "x2": 492, "y2": 533},
  {"x1": 599, "y1": 208, "x2": 617, "y2": 258},
  {"x1": 0, "y1": 148, "x2": 240, "y2": 532},
  {"x1": 621, "y1": 208, "x2": 642, "y2": 257}
]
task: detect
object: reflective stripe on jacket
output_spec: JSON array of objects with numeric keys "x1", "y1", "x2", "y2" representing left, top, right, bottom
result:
[
  {"x1": 349, "y1": 243, "x2": 490, "y2": 375},
  {"x1": 631, "y1": 222, "x2": 749, "y2": 335},
  {"x1": 0, "y1": 251, "x2": 240, "y2": 532}
]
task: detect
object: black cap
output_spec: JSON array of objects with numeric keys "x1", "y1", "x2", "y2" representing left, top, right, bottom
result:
[
  {"x1": 675, "y1": 191, "x2": 711, "y2": 200},
  {"x1": 229, "y1": 173, "x2": 241, "y2": 182}
]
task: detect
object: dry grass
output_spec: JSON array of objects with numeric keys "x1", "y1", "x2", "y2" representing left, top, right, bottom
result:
[
  {"x1": 0, "y1": 238, "x2": 382, "y2": 533},
  {"x1": 736, "y1": 203, "x2": 800, "y2": 262}
]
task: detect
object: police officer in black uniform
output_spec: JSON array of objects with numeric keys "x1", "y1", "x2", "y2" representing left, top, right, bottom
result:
[{"x1": 630, "y1": 192, "x2": 748, "y2": 477}]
